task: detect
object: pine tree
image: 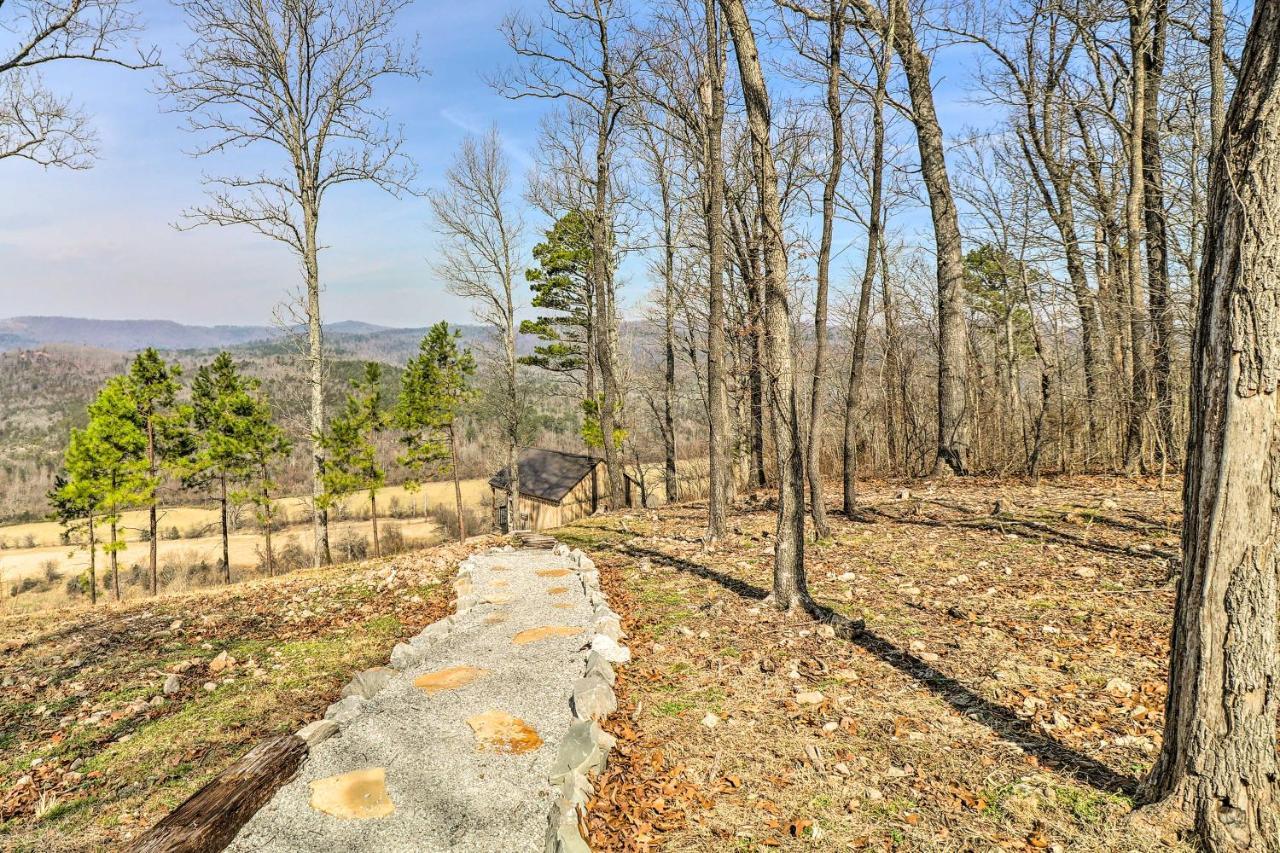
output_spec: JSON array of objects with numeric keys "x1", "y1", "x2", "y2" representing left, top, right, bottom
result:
[
  {"x1": 229, "y1": 379, "x2": 291, "y2": 576},
  {"x1": 186, "y1": 352, "x2": 253, "y2": 583},
  {"x1": 77, "y1": 376, "x2": 151, "y2": 601},
  {"x1": 127, "y1": 348, "x2": 186, "y2": 595},
  {"x1": 396, "y1": 322, "x2": 475, "y2": 542},
  {"x1": 521, "y1": 210, "x2": 594, "y2": 383},
  {"x1": 321, "y1": 363, "x2": 390, "y2": 558},
  {"x1": 48, "y1": 442, "x2": 103, "y2": 605}
]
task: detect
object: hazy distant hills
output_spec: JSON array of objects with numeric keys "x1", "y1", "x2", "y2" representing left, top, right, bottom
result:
[{"x1": 0, "y1": 316, "x2": 412, "y2": 354}]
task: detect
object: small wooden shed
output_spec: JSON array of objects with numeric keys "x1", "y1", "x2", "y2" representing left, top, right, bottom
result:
[{"x1": 489, "y1": 447, "x2": 605, "y2": 532}]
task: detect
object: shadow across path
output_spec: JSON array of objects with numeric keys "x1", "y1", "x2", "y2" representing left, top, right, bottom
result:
[{"x1": 618, "y1": 542, "x2": 1140, "y2": 797}]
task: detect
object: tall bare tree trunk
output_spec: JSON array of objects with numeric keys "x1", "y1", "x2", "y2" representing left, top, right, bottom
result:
[
  {"x1": 843, "y1": 10, "x2": 889, "y2": 514},
  {"x1": 722, "y1": 0, "x2": 810, "y2": 612},
  {"x1": 1123, "y1": 0, "x2": 1151, "y2": 474},
  {"x1": 705, "y1": 0, "x2": 730, "y2": 539},
  {"x1": 369, "y1": 491, "x2": 380, "y2": 558},
  {"x1": 1144, "y1": 7, "x2": 1280, "y2": 847},
  {"x1": 1209, "y1": 0, "x2": 1225, "y2": 154},
  {"x1": 304, "y1": 201, "x2": 331, "y2": 566},
  {"x1": 1142, "y1": 0, "x2": 1174, "y2": 464},
  {"x1": 146, "y1": 415, "x2": 158, "y2": 596},
  {"x1": 110, "y1": 512, "x2": 120, "y2": 602},
  {"x1": 853, "y1": 0, "x2": 970, "y2": 474},
  {"x1": 806, "y1": 0, "x2": 845, "y2": 538}
]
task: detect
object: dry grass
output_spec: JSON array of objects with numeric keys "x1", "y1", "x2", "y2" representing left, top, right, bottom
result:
[
  {"x1": 560, "y1": 476, "x2": 1194, "y2": 852},
  {"x1": 0, "y1": 536, "x2": 492, "y2": 852},
  {"x1": 0, "y1": 479, "x2": 491, "y2": 613}
]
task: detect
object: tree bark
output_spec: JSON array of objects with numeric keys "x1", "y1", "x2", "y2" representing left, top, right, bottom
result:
[
  {"x1": 843, "y1": 10, "x2": 888, "y2": 514},
  {"x1": 450, "y1": 423, "x2": 466, "y2": 542},
  {"x1": 851, "y1": 0, "x2": 970, "y2": 475},
  {"x1": 261, "y1": 465, "x2": 274, "y2": 577},
  {"x1": 1123, "y1": 1, "x2": 1152, "y2": 474},
  {"x1": 87, "y1": 511, "x2": 97, "y2": 605},
  {"x1": 110, "y1": 512, "x2": 120, "y2": 602},
  {"x1": 722, "y1": 0, "x2": 810, "y2": 612},
  {"x1": 220, "y1": 473, "x2": 230, "y2": 585},
  {"x1": 806, "y1": 0, "x2": 845, "y2": 538},
  {"x1": 146, "y1": 414, "x2": 158, "y2": 596},
  {"x1": 304, "y1": 198, "x2": 330, "y2": 567},
  {"x1": 705, "y1": 0, "x2": 730, "y2": 540},
  {"x1": 1142, "y1": 0, "x2": 1174, "y2": 464},
  {"x1": 369, "y1": 490, "x2": 380, "y2": 559},
  {"x1": 1143, "y1": 7, "x2": 1280, "y2": 848}
]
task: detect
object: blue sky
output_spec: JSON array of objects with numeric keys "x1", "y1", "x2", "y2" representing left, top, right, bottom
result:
[{"x1": 0, "y1": 0, "x2": 983, "y2": 328}]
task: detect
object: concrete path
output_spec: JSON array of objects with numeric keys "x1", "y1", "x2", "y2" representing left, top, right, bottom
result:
[{"x1": 229, "y1": 547, "x2": 612, "y2": 852}]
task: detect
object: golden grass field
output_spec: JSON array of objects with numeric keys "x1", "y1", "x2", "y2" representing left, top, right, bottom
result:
[{"x1": 0, "y1": 479, "x2": 491, "y2": 612}]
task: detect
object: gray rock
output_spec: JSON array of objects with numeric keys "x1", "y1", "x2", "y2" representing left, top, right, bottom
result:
[
  {"x1": 550, "y1": 720, "x2": 614, "y2": 784},
  {"x1": 553, "y1": 544, "x2": 571, "y2": 557},
  {"x1": 584, "y1": 651, "x2": 615, "y2": 685},
  {"x1": 323, "y1": 695, "x2": 366, "y2": 725},
  {"x1": 341, "y1": 667, "x2": 395, "y2": 700},
  {"x1": 594, "y1": 615, "x2": 624, "y2": 641},
  {"x1": 390, "y1": 642, "x2": 422, "y2": 671},
  {"x1": 162, "y1": 674, "x2": 180, "y2": 695},
  {"x1": 577, "y1": 556, "x2": 595, "y2": 572},
  {"x1": 571, "y1": 674, "x2": 617, "y2": 721},
  {"x1": 296, "y1": 718, "x2": 339, "y2": 746},
  {"x1": 590, "y1": 634, "x2": 631, "y2": 664}
]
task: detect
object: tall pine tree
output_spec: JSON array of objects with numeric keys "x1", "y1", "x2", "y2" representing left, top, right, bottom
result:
[
  {"x1": 397, "y1": 322, "x2": 475, "y2": 542},
  {"x1": 128, "y1": 348, "x2": 186, "y2": 595},
  {"x1": 322, "y1": 363, "x2": 390, "y2": 558}
]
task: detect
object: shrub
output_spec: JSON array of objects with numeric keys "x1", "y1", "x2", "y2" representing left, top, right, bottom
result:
[
  {"x1": 162, "y1": 526, "x2": 182, "y2": 540},
  {"x1": 380, "y1": 522, "x2": 404, "y2": 554},
  {"x1": 335, "y1": 529, "x2": 369, "y2": 562},
  {"x1": 41, "y1": 559, "x2": 59, "y2": 583},
  {"x1": 22, "y1": 534, "x2": 36, "y2": 549}
]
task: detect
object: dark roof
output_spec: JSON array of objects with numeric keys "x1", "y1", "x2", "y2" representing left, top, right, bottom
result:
[{"x1": 489, "y1": 447, "x2": 603, "y2": 503}]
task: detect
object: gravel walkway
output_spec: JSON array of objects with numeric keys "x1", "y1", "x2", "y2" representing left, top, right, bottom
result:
[{"x1": 228, "y1": 547, "x2": 600, "y2": 852}]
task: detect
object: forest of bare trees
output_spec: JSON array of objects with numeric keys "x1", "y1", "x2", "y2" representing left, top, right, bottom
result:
[{"x1": 4, "y1": 0, "x2": 1278, "y2": 849}]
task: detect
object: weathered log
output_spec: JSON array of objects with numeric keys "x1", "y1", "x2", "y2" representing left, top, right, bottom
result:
[{"x1": 130, "y1": 734, "x2": 307, "y2": 853}]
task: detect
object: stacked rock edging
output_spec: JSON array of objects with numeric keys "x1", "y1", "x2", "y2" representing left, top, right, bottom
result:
[
  {"x1": 544, "y1": 544, "x2": 630, "y2": 853},
  {"x1": 296, "y1": 555, "x2": 482, "y2": 747}
]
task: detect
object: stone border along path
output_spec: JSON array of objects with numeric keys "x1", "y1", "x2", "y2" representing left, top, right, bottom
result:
[{"x1": 226, "y1": 543, "x2": 629, "y2": 853}]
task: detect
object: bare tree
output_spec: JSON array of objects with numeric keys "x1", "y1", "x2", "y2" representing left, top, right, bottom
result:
[
  {"x1": 162, "y1": 0, "x2": 420, "y2": 566},
  {"x1": 0, "y1": 0, "x2": 156, "y2": 168},
  {"x1": 497, "y1": 0, "x2": 641, "y2": 510},
  {"x1": 431, "y1": 128, "x2": 526, "y2": 533},
  {"x1": 1143, "y1": 5, "x2": 1280, "y2": 848},
  {"x1": 721, "y1": 0, "x2": 811, "y2": 612}
]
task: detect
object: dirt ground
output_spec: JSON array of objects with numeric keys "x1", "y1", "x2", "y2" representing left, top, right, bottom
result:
[
  {"x1": 0, "y1": 538, "x2": 490, "y2": 852},
  {"x1": 558, "y1": 476, "x2": 1194, "y2": 852}
]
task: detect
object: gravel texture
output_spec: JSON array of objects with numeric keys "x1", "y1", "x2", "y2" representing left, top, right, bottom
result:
[{"x1": 229, "y1": 548, "x2": 595, "y2": 853}]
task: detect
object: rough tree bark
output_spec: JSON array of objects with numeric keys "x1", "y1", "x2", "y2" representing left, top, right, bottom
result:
[
  {"x1": 843, "y1": 8, "x2": 889, "y2": 514},
  {"x1": 721, "y1": 0, "x2": 810, "y2": 611},
  {"x1": 1142, "y1": 0, "x2": 1174, "y2": 463},
  {"x1": 1123, "y1": 0, "x2": 1152, "y2": 474},
  {"x1": 849, "y1": 0, "x2": 970, "y2": 475},
  {"x1": 1143, "y1": 5, "x2": 1280, "y2": 849},
  {"x1": 804, "y1": 0, "x2": 846, "y2": 539},
  {"x1": 705, "y1": 0, "x2": 730, "y2": 538}
]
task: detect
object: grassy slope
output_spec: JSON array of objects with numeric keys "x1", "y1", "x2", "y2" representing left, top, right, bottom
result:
[
  {"x1": 560, "y1": 477, "x2": 1193, "y2": 852},
  {"x1": 0, "y1": 537, "x2": 488, "y2": 852}
]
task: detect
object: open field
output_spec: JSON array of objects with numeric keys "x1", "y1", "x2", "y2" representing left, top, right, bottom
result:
[
  {"x1": 555, "y1": 476, "x2": 1195, "y2": 852},
  {"x1": 0, "y1": 536, "x2": 490, "y2": 851},
  {"x1": 0, "y1": 479, "x2": 491, "y2": 612}
]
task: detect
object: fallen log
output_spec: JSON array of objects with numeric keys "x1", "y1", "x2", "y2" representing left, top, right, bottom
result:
[{"x1": 129, "y1": 734, "x2": 308, "y2": 853}]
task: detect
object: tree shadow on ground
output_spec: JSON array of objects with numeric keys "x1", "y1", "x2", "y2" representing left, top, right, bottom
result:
[{"x1": 617, "y1": 542, "x2": 1140, "y2": 797}]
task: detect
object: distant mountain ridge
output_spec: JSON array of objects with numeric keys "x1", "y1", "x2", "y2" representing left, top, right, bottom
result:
[{"x1": 0, "y1": 316, "x2": 406, "y2": 353}]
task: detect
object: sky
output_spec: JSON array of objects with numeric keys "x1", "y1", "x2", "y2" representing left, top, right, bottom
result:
[{"x1": 0, "y1": 0, "x2": 984, "y2": 329}]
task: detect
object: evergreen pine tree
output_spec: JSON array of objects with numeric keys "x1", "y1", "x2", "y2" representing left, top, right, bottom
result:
[
  {"x1": 127, "y1": 348, "x2": 186, "y2": 595},
  {"x1": 321, "y1": 363, "x2": 389, "y2": 558},
  {"x1": 396, "y1": 322, "x2": 475, "y2": 542}
]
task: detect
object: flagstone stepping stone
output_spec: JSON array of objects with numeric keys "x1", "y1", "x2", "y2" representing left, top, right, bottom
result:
[
  {"x1": 483, "y1": 612, "x2": 508, "y2": 624},
  {"x1": 491, "y1": 580, "x2": 510, "y2": 588},
  {"x1": 513, "y1": 625, "x2": 581, "y2": 645},
  {"x1": 536, "y1": 569, "x2": 571, "y2": 578},
  {"x1": 309, "y1": 768, "x2": 394, "y2": 820},
  {"x1": 484, "y1": 593, "x2": 513, "y2": 604},
  {"x1": 413, "y1": 665, "x2": 488, "y2": 694},
  {"x1": 466, "y1": 710, "x2": 543, "y2": 754},
  {"x1": 552, "y1": 603, "x2": 574, "y2": 610},
  {"x1": 547, "y1": 586, "x2": 569, "y2": 595}
]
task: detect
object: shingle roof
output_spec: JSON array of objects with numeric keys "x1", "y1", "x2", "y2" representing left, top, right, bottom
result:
[{"x1": 489, "y1": 447, "x2": 603, "y2": 503}]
